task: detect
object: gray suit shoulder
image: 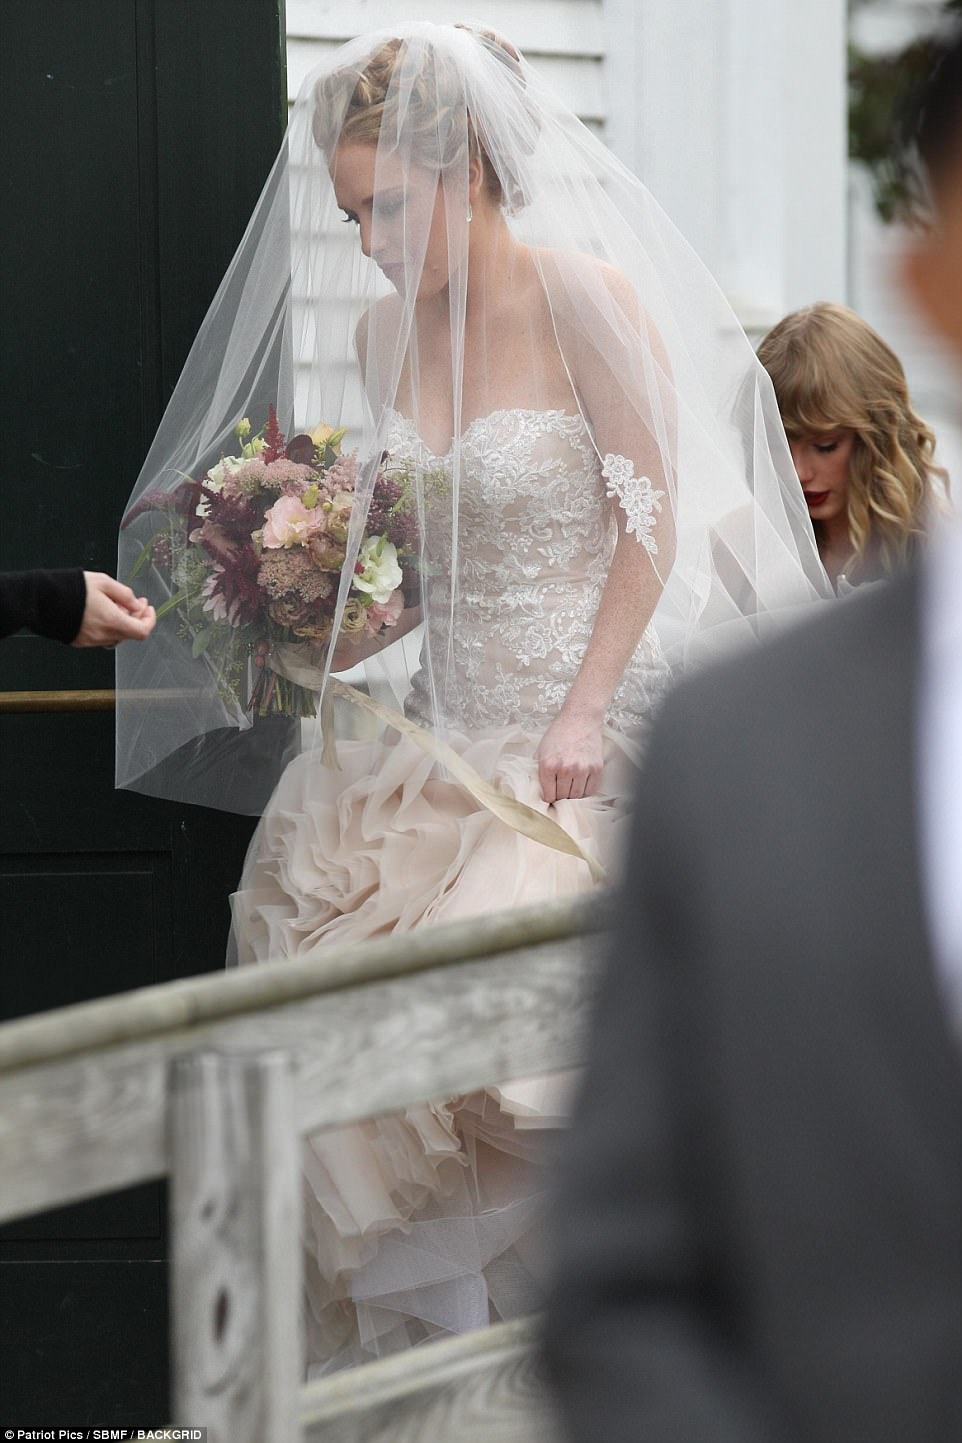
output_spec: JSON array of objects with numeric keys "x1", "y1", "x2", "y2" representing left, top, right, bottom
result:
[{"x1": 656, "y1": 568, "x2": 919, "y2": 754}]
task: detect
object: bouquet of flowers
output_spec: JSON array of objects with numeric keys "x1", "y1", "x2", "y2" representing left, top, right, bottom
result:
[{"x1": 124, "y1": 407, "x2": 425, "y2": 718}]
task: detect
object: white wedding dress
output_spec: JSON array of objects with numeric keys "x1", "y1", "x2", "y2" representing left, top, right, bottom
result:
[
  {"x1": 230, "y1": 407, "x2": 673, "y2": 1371},
  {"x1": 113, "y1": 22, "x2": 829, "y2": 1373}
]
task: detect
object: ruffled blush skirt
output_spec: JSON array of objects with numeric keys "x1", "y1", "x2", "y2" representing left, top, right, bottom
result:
[{"x1": 229, "y1": 722, "x2": 640, "y2": 1374}]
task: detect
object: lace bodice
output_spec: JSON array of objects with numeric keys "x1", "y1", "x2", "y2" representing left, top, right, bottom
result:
[{"x1": 385, "y1": 407, "x2": 671, "y2": 735}]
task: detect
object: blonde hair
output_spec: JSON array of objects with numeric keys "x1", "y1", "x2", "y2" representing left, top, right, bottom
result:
[
  {"x1": 757, "y1": 302, "x2": 945, "y2": 580},
  {"x1": 312, "y1": 29, "x2": 532, "y2": 212}
]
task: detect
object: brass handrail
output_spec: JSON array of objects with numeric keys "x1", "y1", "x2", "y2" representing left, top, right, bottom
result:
[
  {"x1": 0, "y1": 689, "x2": 116, "y2": 713},
  {"x1": 0, "y1": 687, "x2": 214, "y2": 713}
]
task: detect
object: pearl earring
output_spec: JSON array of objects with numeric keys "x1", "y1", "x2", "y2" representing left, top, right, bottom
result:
[{"x1": 466, "y1": 202, "x2": 473, "y2": 223}]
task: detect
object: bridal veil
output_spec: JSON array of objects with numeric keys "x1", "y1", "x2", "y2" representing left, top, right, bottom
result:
[{"x1": 116, "y1": 22, "x2": 829, "y2": 812}]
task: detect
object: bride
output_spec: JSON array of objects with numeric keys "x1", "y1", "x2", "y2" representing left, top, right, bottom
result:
[{"x1": 117, "y1": 23, "x2": 829, "y2": 1372}]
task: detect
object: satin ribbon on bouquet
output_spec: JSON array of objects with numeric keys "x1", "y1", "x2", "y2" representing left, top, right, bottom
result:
[{"x1": 267, "y1": 641, "x2": 606, "y2": 883}]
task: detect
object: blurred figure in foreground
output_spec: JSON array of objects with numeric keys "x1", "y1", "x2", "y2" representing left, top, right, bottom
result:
[
  {"x1": 544, "y1": 27, "x2": 962, "y2": 1443},
  {"x1": 758, "y1": 302, "x2": 947, "y2": 591},
  {"x1": 0, "y1": 569, "x2": 156, "y2": 647}
]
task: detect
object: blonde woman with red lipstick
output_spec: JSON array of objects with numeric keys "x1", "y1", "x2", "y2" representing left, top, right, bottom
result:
[{"x1": 758, "y1": 302, "x2": 945, "y2": 591}]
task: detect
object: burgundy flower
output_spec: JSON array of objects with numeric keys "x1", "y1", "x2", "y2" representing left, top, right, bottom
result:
[
  {"x1": 205, "y1": 545, "x2": 262, "y2": 626},
  {"x1": 284, "y1": 433, "x2": 316, "y2": 466},
  {"x1": 365, "y1": 475, "x2": 400, "y2": 532},
  {"x1": 204, "y1": 491, "x2": 263, "y2": 541},
  {"x1": 262, "y1": 404, "x2": 287, "y2": 463}
]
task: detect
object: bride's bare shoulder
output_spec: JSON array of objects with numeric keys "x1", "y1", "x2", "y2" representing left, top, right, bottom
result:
[
  {"x1": 532, "y1": 247, "x2": 670, "y2": 391},
  {"x1": 531, "y1": 246, "x2": 639, "y2": 319},
  {"x1": 354, "y1": 293, "x2": 405, "y2": 367}
]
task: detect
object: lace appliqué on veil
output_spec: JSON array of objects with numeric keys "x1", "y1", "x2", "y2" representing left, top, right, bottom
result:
[{"x1": 602, "y1": 454, "x2": 664, "y2": 555}]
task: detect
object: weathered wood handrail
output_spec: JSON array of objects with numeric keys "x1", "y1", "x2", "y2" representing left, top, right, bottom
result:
[
  {"x1": 0, "y1": 894, "x2": 605, "y2": 1441},
  {"x1": 0, "y1": 893, "x2": 606, "y2": 1074}
]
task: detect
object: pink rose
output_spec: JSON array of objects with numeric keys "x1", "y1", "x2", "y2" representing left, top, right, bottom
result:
[
  {"x1": 364, "y1": 590, "x2": 404, "y2": 635},
  {"x1": 262, "y1": 495, "x2": 321, "y2": 548}
]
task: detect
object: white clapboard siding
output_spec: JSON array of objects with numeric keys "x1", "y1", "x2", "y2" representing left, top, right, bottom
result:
[
  {"x1": 286, "y1": 0, "x2": 605, "y2": 59},
  {"x1": 284, "y1": 1, "x2": 607, "y2": 131},
  {"x1": 287, "y1": 39, "x2": 606, "y2": 123},
  {"x1": 285, "y1": 1, "x2": 607, "y2": 123}
]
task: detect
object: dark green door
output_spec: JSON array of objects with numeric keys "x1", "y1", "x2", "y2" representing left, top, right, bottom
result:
[{"x1": 0, "y1": 1, "x2": 287, "y2": 1424}]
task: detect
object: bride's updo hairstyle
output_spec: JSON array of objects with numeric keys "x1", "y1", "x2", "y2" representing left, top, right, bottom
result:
[
  {"x1": 757, "y1": 302, "x2": 944, "y2": 577},
  {"x1": 312, "y1": 25, "x2": 539, "y2": 213}
]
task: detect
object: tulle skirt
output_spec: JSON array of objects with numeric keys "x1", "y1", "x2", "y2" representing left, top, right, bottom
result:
[{"x1": 229, "y1": 721, "x2": 640, "y2": 1373}]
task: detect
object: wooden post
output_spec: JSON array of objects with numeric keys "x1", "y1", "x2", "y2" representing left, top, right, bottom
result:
[{"x1": 169, "y1": 1050, "x2": 302, "y2": 1443}]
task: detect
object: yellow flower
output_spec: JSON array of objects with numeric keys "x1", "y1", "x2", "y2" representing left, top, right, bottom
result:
[
  {"x1": 235, "y1": 417, "x2": 252, "y2": 441},
  {"x1": 302, "y1": 483, "x2": 321, "y2": 509},
  {"x1": 309, "y1": 423, "x2": 347, "y2": 455}
]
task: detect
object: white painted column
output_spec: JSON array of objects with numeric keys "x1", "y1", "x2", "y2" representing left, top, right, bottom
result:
[
  {"x1": 605, "y1": 0, "x2": 723, "y2": 276},
  {"x1": 605, "y1": 0, "x2": 847, "y2": 332},
  {"x1": 773, "y1": 0, "x2": 848, "y2": 314}
]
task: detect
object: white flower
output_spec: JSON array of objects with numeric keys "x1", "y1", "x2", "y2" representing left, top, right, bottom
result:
[
  {"x1": 196, "y1": 454, "x2": 244, "y2": 517},
  {"x1": 352, "y1": 535, "x2": 403, "y2": 605},
  {"x1": 206, "y1": 454, "x2": 244, "y2": 491}
]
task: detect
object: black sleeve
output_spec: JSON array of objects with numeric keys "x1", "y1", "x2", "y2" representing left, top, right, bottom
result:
[
  {"x1": 0, "y1": 568, "x2": 87, "y2": 643},
  {"x1": 541, "y1": 691, "x2": 792, "y2": 1443}
]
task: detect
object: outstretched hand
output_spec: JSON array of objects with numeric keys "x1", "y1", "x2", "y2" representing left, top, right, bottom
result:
[
  {"x1": 536, "y1": 708, "x2": 605, "y2": 803},
  {"x1": 72, "y1": 572, "x2": 156, "y2": 647}
]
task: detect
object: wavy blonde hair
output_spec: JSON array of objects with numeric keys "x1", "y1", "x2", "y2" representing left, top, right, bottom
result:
[
  {"x1": 312, "y1": 29, "x2": 534, "y2": 212},
  {"x1": 757, "y1": 303, "x2": 945, "y2": 579}
]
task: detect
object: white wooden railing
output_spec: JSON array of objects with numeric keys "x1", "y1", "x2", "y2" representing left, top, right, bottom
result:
[{"x1": 0, "y1": 895, "x2": 604, "y2": 1440}]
